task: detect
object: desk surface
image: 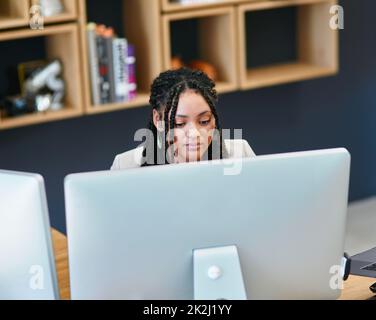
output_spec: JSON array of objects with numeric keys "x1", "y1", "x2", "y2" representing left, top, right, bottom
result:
[{"x1": 51, "y1": 229, "x2": 376, "y2": 301}]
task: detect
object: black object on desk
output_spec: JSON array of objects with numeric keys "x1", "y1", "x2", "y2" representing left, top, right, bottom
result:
[{"x1": 350, "y1": 247, "x2": 376, "y2": 278}]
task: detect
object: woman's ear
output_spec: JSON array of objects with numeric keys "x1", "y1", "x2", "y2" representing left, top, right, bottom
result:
[{"x1": 153, "y1": 109, "x2": 164, "y2": 132}]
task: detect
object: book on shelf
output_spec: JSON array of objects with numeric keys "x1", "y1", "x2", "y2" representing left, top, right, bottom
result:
[
  {"x1": 96, "y1": 25, "x2": 111, "y2": 104},
  {"x1": 104, "y1": 27, "x2": 116, "y2": 104},
  {"x1": 113, "y1": 38, "x2": 129, "y2": 103},
  {"x1": 87, "y1": 23, "x2": 100, "y2": 105},
  {"x1": 86, "y1": 22, "x2": 138, "y2": 107},
  {"x1": 127, "y1": 44, "x2": 137, "y2": 101}
]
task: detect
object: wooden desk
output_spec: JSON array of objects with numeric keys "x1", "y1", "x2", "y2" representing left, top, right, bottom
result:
[
  {"x1": 52, "y1": 229, "x2": 70, "y2": 300},
  {"x1": 51, "y1": 229, "x2": 376, "y2": 301}
]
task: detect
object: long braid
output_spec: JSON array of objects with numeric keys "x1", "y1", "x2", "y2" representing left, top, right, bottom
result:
[
  {"x1": 163, "y1": 84, "x2": 184, "y2": 163},
  {"x1": 143, "y1": 72, "x2": 177, "y2": 166},
  {"x1": 201, "y1": 91, "x2": 229, "y2": 160}
]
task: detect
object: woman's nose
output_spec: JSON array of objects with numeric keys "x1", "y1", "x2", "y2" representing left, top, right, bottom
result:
[{"x1": 185, "y1": 124, "x2": 201, "y2": 139}]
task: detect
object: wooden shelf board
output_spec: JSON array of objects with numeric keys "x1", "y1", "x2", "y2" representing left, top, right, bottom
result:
[
  {"x1": 242, "y1": 62, "x2": 337, "y2": 90},
  {"x1": 216, "y1": 81, "x2": 237, "y2": 94},
  {"x1": 164, "y1": 0, "x2": 329, "y2": 13},
  {"x1": 43, "y1": 12, "x2": 78, "y2": 24},
  {"x1": 0, "y1": 108, "x2": 82, "y2": 130},
  {"x1": 0, "y1": 23, "x2": 78, "y2": 41},
  {"x1": 239, "y1": 0, "x2": 330, "y2": 12},
  {"x1": 86, "y1": 93, "x2": 150, "y2": 115},
  {"x1": 0, "y1": 16, "x2": 28, "y2": 30},
  {"x1": 163, "y1": 5, "x2": 235, "y2": 20},
  {"x1": 162, "y1": 0, "x2": 249, "y2": 12}
]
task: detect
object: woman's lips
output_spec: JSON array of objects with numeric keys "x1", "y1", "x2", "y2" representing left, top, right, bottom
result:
[{"x1": 185, "y1": 143, "x2": 203, "y2": 151}]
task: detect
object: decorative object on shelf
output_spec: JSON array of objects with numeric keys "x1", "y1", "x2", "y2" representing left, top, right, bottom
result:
[
  {"x1": 171, "y1": 56, "x2": 185, "y2": 69},
  {"x1": 40, "y1": 0, "x2": 65, "y2": 17},
  {"x1": 18, "y1": 60, "x2": 47, "y2": 95},
  {"x1": 0, "y1": 95, "x2": 35, "y2": 117},
  {"x1": 170, "y1": 56, "x2": 218, "y2": 81},
  {"x1": 0, "y1": 59, "x2": 65, "y2": 118},
  {"x1": 126, "y1": 43, "x2": 137, "y2": 101},
  {"x1": 24, "y1": 59, "x2": 65, "y2": 111},
  {"x1": 188, "y1": 60, "x2": 218, "y2": 81}
]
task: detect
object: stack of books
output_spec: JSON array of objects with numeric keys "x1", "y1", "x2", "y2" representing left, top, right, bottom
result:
[{"x1": 87, "y1": 23, "x2": 137, "y2": 106}]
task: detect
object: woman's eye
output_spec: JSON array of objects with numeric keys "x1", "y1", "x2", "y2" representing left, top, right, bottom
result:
[
  {"x1": 175, "y1": 123, "x2": 185, "y2": 128},
  {"x1": 200, "y1": 120, "x2": 211, "y2": 126}
]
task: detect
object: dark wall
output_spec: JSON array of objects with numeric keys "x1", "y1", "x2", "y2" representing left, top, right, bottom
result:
[{"x1": 0, "y1": 0, "x2": 375, "y2": 234}]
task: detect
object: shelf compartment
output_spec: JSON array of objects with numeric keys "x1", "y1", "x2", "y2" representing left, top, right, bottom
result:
[
  {"x1": 0, "y1": 24, "x2": 83, "y2": 130},
  {"x1": 238, "y1": 0, "x2": 338, "y2": 90},
  {"x1": 163, "y1": 7, "x2": 238, "y2": 94},
  {"x1": 31, "y1": 0, "x2": 78, "y2": 24},
  {"x1": 79, "y1": 0, "x2": 162, "y2": 114}
]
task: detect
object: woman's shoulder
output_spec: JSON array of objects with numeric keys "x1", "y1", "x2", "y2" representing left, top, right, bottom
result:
[
  {"x1": 223, "y1": 139, "x2": 256, "y2": 159},
  {"x1": 111, "y1": 146, "x2": 145, "y2": 170},
  {"x1": 111, "y1": 139, "x2": 256, "y2": 170}
]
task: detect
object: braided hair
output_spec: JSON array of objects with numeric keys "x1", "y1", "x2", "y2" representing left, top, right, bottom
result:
[{"x1": 141, "y1": 67, "x2": 229, "y2": 167}]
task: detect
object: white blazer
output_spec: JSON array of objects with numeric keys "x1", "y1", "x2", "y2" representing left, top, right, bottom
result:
[{"x1": 111, "y1": 139, "x2": 256, "y2": 170}]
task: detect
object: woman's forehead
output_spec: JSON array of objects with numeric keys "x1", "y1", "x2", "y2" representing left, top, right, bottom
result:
[{"x1": 175, "y1": 91, "x2": 211, "y2": 117}]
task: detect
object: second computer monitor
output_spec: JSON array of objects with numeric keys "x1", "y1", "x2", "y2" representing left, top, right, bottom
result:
[{"x1": 0, "y1": 170, "x2": 59, "y2": 300}]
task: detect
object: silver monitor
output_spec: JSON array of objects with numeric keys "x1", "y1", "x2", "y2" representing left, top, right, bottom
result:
[
  {"x1": 0, "y1": 170, "x2": 59, "y2": 300},
  {"x1": 65, "y1": 148, "x2": 350, "y2": 300}
]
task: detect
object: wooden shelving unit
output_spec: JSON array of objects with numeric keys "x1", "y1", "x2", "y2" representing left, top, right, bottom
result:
[
  {"x1": 162, "y1": 6, "x2": 238, "y2": 94},
  {"x1": 0, "y1": 0, "x2": 339, "y2": 130},
  {"x1": 238, "y1": 0, "x2": 338, "y2": 89},
  {"x1": 0, "y1": 0, "x2": 29, "y2": 30}
]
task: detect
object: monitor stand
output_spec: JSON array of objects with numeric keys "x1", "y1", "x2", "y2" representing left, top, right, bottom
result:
[{"x1": 193, "y1": 245, "x2": 247, "y2": 300}]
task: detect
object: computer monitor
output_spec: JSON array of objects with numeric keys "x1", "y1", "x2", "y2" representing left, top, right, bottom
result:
[
  {"x1": 0, "y1": 170, "x2": 59, "y2": 300},
  {"x1": 65, "y1": 148, "x2": 350, "y2": 300}
]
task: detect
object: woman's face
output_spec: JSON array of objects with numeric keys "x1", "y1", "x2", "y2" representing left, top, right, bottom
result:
[
  {"x1": 173, "y1": 90, "x2": 216, "y2": 163},
  {"x1": 154, "y1": 89, "x2": 216, "y2": 163}
]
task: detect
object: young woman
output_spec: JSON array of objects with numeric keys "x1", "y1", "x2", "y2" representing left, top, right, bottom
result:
[{"x1": 111, "y1": 68, "x2": 255, "y2": 170}]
